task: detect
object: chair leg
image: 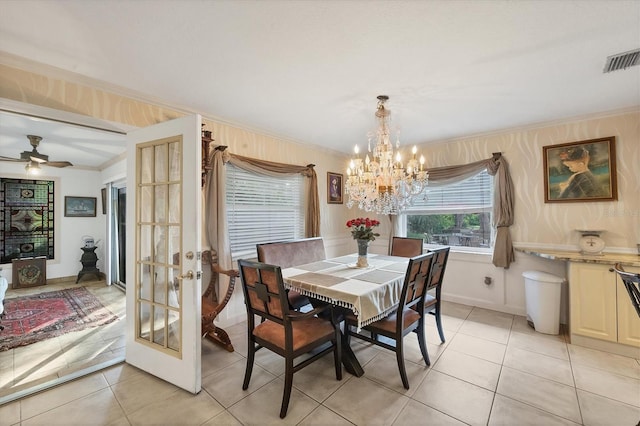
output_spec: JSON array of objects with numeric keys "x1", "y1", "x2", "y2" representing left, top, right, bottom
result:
[
  {"x1": 280, "y1": 358, "x2": 294, "y2": 418},
  {"x1": 416, "y1": 321, "x2": 431, "y2": 366},
  {"x1": 434, "y1": 303, "x2": 445, "y2": 343},
  {"x1": 395, "y1": 339, "x2": 410, "y2": 390},
  {"x1": 242, "y1": 340, "x2": 255, "y2": 390}
]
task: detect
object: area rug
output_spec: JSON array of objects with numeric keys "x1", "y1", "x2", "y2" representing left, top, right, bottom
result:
[{"x1": 0, "y1": 287, "x2": 118, "y2": 351}]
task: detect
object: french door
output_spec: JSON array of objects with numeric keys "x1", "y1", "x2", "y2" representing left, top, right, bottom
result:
[{"x1": 125, "y1": 114, "x2": 202, "y2": 393}]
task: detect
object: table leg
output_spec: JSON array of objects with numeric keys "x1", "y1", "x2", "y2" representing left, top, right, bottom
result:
[{"x1": 340, "y1": 329, "x2": 364, "y2": 377}]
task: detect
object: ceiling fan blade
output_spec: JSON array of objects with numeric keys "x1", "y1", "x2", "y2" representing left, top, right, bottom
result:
[
  {"x1": 44, "y1": 161, "x2": 73, "y2": 168},
  {"x1": 0, "y1": 155, "x2": 28, "y2": 162}
]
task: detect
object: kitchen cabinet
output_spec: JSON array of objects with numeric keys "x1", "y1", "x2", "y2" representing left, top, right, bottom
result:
[{"x1": 569, "y1": 262, "x2": 640, "y2": 348}]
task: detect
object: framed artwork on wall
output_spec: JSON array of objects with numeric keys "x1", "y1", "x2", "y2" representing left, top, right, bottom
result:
[
  {"x1": 327, "y1": 172, "x2": 343, "y2": 204},
  {"x1": 64, "y1": 196, "x2": 97, "y2": 217},
  {"x1": 542, "y1": 136, "x2": 617, "y2": 203}
]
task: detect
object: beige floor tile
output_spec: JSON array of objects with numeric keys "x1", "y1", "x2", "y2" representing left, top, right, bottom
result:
[
  {"x1": 360, "y1": 351, "x2": 429, "y2": 395},
  {"x1": 467, "y1": 307, "x2": 514, "y2": 329},
  {"x1": 434, "y1": 348, "x2": 501, "y2": 391},
  {"x1": 102, "y1": 363, "x2": 144, "y2": 386},
  {"x1": 577, "y1": 389, "x2": 640, "y2": 426},
  {"x1": 0, "y1": 399, "x2": 20, "y2": 425},
  {"x1": 489, "y1": 394, "x2": 580, "y2": 426},
  {"x1": 441, "y1": 301, "x2": 473, "y2": 320},
  {"x1": 20, "y1": 372, "x2": 110, "y2": 420},
  {"x1": 511, "y1": 315, "x2": 568, "y2": 342},
  {"x1": 292, "y1": 354, "x2": 347, "y2": 402},
  {"x1": 569, "y1": 344, "x2": 640, "y2": 379},
  {"x1": 503, "y1": 346, "x2": 574, "y2": 386},
  {"x1": 110, "y1": 373, "x2": 181, "y2": 415},
  {"x1": 438, "y1": 314, "x2": 466, "y2": 333},
  {"x1": 413, "y1": 370, "x2": 494, "y2": 426},
  {"x1": 457, "y1": 320, "x2": 511, "y2": 345},
  {"x1": 253, "y1": 346, "x2": 286, "y2": 377},
  {"x1": 447, "y1": 332, "x2": 506, "y2": 364},
  {"x1": 298, "y1": 405, "x2": 353, "y2": 426},
  {"x1": 324, "y1": 376, "x2": 410, "y2": 425},
  {"x1": 21, "y1": 388, "x2": 126, "y2": 426},
  {"x1": 393, "y1": 399, "x2": 466, "y2": 425},
  {"x1": 200, "y1": 410, "x2": 243, "y2": 426},
  {"x1": 202, "y1": 358, "x2": 276, "y2": 408},
  {"x1": 497, "y1": 366, "x2": 581, "y2": 423},
  {"x1": 572, "y1": 364, "x2": 640, "y2": 407},
  {"x1": 201, "y1": 340, "x2": 245, "y2": 379},
  {"x1": 126, "y1": 388, "x2": 224, "y2": 426},
  {"x1": 508, "y1": 330, "x2": 569, "y2": 360},
  {"x1": 0, "y1": 350, "x2": 13, "y2": 371},
  {"x1": 423, "y1": 323, "x2": 451, "y2": 346},
  {"x1": 227, "y1": 378, "x2": 319, "y2": 424}
]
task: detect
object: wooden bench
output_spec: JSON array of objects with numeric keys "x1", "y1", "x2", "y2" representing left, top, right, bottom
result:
[{"x1": 256, "y1": 237, "x2": 326, "y2": 309}]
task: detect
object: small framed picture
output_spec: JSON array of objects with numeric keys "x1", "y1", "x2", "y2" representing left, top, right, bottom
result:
[
  {"x1": 65, "y1": 196, "x2": 97, "y2": 217},
  {"x1": 327, "y1": 172, "x2": 343, "y2": 204},
  {"x1": 101, "y1": 188, "x2": 107, "y2": 214},
  {"x1": 542, "y1": 136, "x2": 617, "y2": 203}
]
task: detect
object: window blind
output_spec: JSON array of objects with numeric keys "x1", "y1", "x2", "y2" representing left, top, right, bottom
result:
[
  {"x1": 226, "y1": 164, "x2": 305, "y2": 259},
  {"x1": 405, "y1": 170, "x2": 493, "y2": 214}
]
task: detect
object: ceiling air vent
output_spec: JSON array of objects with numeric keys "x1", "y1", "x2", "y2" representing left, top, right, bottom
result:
[{"x1": 603, "y1": 48, "x2": 640, "y2": 73}]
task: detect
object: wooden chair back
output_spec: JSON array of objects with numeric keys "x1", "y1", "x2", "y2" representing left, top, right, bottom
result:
[
  {"x1": 238, "y1": 260, "x2": 290, "y2": 326},
  {"x1": 390, "y1": 237, "x2": 424, "y2": 257}
]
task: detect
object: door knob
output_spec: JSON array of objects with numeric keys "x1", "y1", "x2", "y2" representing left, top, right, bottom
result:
[{"x1": 178, "y1": 270, "x2": 194, "y2": 280}]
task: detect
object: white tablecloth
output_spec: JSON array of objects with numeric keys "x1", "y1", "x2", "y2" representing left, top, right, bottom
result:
[{"x1": 281, "y1": 254, "x2": 409, "y2": 330}]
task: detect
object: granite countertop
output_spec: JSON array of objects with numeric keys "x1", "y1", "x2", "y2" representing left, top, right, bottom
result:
[{"x1": 515, "y1": 247, "x2": 640, "y2": 268}]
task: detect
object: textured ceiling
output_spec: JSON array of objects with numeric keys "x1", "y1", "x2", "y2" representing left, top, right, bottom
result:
[{"x1": 0, "y1": 0, "x2": 639, "y2": 167}]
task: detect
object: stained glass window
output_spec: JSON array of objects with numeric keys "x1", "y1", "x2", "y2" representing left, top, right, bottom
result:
[{"x1": 0, "y1": 178, "x2": 55, "y2": 263}]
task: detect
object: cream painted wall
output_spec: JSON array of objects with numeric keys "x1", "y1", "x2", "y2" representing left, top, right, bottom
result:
[
  {"x1": 422, "y1": 110, "x2": 640, "y2": 252},
  {"x1": 1, "y1": 63, "x2": 638, "y2": 324}
]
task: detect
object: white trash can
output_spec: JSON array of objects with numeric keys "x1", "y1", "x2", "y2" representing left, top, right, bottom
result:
[{"x1": 523, "y1": 270, "x2": 565, "y2": 335}]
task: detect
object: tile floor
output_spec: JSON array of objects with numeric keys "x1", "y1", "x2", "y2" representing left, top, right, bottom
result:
[
  {"x1": 1, "y1": 301, "x2": 639, "y2": 425},
  {"x1": 0, "y1": 280, "x2": 126, "y2": 398}
]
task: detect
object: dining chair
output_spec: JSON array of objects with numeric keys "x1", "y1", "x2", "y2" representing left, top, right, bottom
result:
[
  {"x1": 345, "y1": 252, "x2": 436, "y2": 389},
  {"x1": 390, "y1": 236, "x2": 424, "y2": 257},
  {"x1": 257, "y1": 237, "x2": 327, "y2": 310},
  {"x1": 237, "y1": 259, "x2": 342, "y2": 418},
  {"x1": 613, "y1": 263, "x2": 640, "y2": 317},
  {"x1": 422, "y1": 246, "x2": 451, "y2": 342}
]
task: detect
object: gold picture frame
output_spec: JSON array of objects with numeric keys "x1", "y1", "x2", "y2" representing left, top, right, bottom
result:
[
  {"x1": 543, "y1": 136, "x2": 617, "y2": 203},
  {"x1": 327, "y1": 172, "x2": 343, "y2": 204}
]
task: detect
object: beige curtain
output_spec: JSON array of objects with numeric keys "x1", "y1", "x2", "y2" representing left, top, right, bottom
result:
[
  {"x1": 204, "y1": 149, "x2": 321, "y2": 296},
  {"x1": 390, "y1": 154, "x2": 515, "y2": 268}
]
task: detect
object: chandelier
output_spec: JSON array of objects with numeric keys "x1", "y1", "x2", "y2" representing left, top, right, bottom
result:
[{"x1": 345, "y1": 95, "x2": 429, "y2": 215}]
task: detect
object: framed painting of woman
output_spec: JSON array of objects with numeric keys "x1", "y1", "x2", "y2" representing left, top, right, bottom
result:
[{"x1": 543, "y1": 136, "x2": 617, "y2": 203}]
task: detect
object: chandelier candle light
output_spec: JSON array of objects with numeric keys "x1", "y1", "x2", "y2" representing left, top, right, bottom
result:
[
  {"x1": 346, "y1": 217, "x2": 381, "y2": 268},
  {"x1": 346, "y1": 95, "x2": 429, "y2": 215}
]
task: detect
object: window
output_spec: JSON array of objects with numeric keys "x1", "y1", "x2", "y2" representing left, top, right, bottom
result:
[
  {"x1": 226, "y1": 164, "x2": 305, "y2": 259},
  {"x1": 403, "y1": 170, "x2": 493, "y2": 249}
]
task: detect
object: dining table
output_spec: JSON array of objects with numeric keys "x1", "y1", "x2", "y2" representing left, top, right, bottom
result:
[{"x1": 281, "y1": 253, "x2": 410, "y2": 376}]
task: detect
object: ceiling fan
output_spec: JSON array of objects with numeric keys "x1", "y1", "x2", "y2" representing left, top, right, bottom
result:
[{"x1": 0, "y1": 135, "x2": 73, "y2": 171}]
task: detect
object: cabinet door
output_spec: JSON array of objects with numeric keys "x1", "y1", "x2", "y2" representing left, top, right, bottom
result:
[
  {"x1": 569, "y1": 263, "x2": 617, "y2": 342},
  {"x1": 616, "y1": 265, "x2": 640, "y2": 347}
]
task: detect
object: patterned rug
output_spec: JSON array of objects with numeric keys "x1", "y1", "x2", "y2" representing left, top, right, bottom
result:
[{"x1": 0, "y1": 287, "x2": 118, "y2": 351}]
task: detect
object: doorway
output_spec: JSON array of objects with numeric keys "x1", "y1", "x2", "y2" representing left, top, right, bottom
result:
[{"x1": 109, "y1": 183, "x2": 127, "y2": 290}]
